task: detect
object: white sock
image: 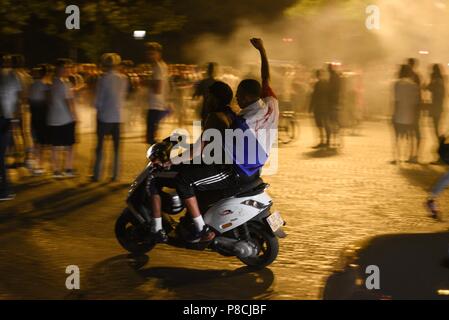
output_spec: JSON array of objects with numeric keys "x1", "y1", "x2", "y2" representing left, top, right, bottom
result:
[
  {"x1": 193, "y1": 216, "x2": 205, "y2": 232},
  {"x1": 152, "y1": 217, "x2": 163, "y2": 232}
]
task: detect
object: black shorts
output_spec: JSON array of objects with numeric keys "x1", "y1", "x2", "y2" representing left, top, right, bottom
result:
[
  {"x1": 49, "y1": 122, "x2": 76, "y2": 146},
  {"x1": 150, "y1": 161, "x2": 238, "y2": 200},
  {"x1": 30, "y1": 101, "x2": 49, "y2": 145}
]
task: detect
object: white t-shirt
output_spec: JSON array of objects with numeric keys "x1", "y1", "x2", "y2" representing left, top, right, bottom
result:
[
  {"x1": 148, "y1": 61, "x2": 169, "y2": 111},
  {"x1": 95, "y1": 70, "x2": 128, "y2": 123},
  {"x1": 47, "y1": 78, "x2": 75, "y2": 126},
  {"x1": 0, "y1": 70, "x2": 22, "y2": 119}
]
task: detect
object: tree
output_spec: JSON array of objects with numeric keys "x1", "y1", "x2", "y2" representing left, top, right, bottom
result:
[{"x1": 0, "y1": 0, "x2": 185, "y2": 61}]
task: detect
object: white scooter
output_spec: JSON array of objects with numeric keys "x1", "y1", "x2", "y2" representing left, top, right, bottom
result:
[{"x1": 115, "y1": 135, "x2": 286, "y2": 268}]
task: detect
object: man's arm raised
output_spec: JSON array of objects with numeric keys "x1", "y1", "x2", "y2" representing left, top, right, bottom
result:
[
  {"x1": 250, "y1": 38, "x2": 270, "y2": 84},
  {"x1": 250, "y1": 38, "x2": 276, "y2": 98}
]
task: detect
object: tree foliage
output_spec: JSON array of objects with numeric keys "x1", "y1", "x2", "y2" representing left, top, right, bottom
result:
[{"x1": 0, "y1": 0, "x2": 185, "y2": 60}]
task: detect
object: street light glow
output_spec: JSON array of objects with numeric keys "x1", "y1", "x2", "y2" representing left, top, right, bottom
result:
[{"x1": 133, "y1": 30, "x2": 146, "y2": 39}]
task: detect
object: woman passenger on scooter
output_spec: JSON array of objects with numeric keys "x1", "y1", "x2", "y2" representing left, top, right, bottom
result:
[{"x1": 148, "y1": 81, "x2": 238, "y2": 243}]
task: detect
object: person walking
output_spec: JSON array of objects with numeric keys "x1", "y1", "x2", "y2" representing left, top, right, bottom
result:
[
  {"x1": 92, "y1": 53, "x2": 128, "y2": 182},
  {"x1": 47, "y1": 59, "x2": 77, "y2": 178},
  {"x1": 0, "y1": 53, "x2": 22, "y2": 200},
  {"x1": 145, "y1": 42, "x2": 169, "y2": 145}
]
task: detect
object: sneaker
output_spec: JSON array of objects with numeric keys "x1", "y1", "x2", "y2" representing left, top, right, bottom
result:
[
  {"x1": 149, "y1": 229, "x2": 168, "y2": 243},
  {"x1": 426, "y1": 198, "x2": 440, "y2": 220},
  {"x1": 52, "y1": 171, "x2": 64, "y2": 179},
  {"x1": 0, "y1": 193, "x2": 15, "y2": 201},
  {"x1": 187, "y1": 225, "x2": 216, "y2": 243}
]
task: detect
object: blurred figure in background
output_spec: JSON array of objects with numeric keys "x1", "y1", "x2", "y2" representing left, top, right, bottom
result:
[
  {"x1": 47, "y1": 59, "x2": 77, "y2": 178},
  {"x1": 407, "y1": 58, "x2": 423, "y2": 160},
  {"x1": 425, "y1": 64, "x2": 446, "y2": 156},
  {"x1": 391, "y1": 64, "x2": 420, "y2": 164},
  {"x1": 28, "y1": 64, "x2": 52, "y2": 175},
  {"x1": 0, "y1": 53, "x2": 22, "y2": 200},
  {"x1": 10, "y1": 54, "x2": 32, "y2": 170},
  {"x1": 407, "y1": 58, "x2": 422, "y2": 87},
  {"x1": 92, "y1": 53, "x2": 128, "y2": 182},
  {"x1": 309, "y1": 69, "x2": 330, "y2": 149},
  {"x1": 193, "y1": 62, "x2": 218, "y2": 125},
  {"x1": 145, "y1": 42, "x2": 169, "y2": 145},
  {"x1": 327, "y1": 63, "x2": 342, "y2": 149}
]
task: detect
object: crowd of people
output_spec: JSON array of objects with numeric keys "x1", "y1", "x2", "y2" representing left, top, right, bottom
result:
[
  {"x1": 388, "y1": 58, "x2": 448, "y2": 218},
  {"x1": 391, "y1": 58, "x2": 445, "y2": 165},
  {"x1": 3, "y1": 41, "x2": 449, "y2": 227}
]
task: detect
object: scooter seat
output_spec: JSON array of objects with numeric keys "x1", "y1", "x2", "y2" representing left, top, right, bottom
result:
[
  {"x1": 233, "y1": 178, "x2": 267, "y2": 197},
  {"x1": 196, "y1": 178, "x2": 267, "y2": 211}
]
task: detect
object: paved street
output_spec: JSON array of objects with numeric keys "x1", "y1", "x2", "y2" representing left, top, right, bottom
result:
[{"x1": 1, "y1": 118, "x2": 449, "y2": 299}]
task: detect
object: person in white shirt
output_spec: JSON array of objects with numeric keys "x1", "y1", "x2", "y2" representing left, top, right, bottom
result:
[
  {"x1": 392, "y1": 64, "x2": 420, "y2": 164},
  {"x1": 47, "y1": 59, "x2": 77, "y2": 178},
  {"x1": 145, "y1": 42, "x2": 169, "y2": 144},
  {"x1": 92, "y1": 53, "x2": 128, "y2": 182},
  {"x1": 0, "y1": 53, "x2": 22, "y2": 200}
]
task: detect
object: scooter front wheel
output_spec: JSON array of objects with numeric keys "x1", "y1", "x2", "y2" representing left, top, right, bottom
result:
[
  {"x1": 115, "y1": 208, "x2": 156, "y2": 255},
  {"x1": 238, "y1": 222, "x2": 279, "y2": 269}
]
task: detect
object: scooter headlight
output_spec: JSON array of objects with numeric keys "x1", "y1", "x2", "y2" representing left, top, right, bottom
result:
[{"x1": 146, "y1": 142, "x2": 171, "y2": 162}]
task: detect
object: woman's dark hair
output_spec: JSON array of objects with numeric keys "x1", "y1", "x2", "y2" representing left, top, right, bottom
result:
[
  {"x1": 209, "y1": 81, "x2": 233, "y2": 108},
  {"x1": 398, "y1": 64, "x2": 412, "y2": 79},
  {"x1": 431, "y1": 64, "x2": 443, "y2": 80}
]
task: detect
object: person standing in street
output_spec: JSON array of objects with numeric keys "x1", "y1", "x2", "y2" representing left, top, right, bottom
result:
[
  {"x1": 391, "y1": 64, "x2": 421, "y2": 164},
  {"x1": 92, "y1": 53, "x2": 128, "y2": 182},
  {"x1": 145, "y1": 42, "x2": 169, "y2": 145},
  {"x1": 0, "y1": 53, "x2": 22, "y2": 200},
  {"x1": 407, "y1": 58, "x2": 423, "y2": 163},
  {"x1": 28, "y1": 64, "x2": 52, "y2": 175},
  {"x1": 327, "y1": 63, "x2": 342, "y2": 149},
  {"x1": 193, "y1": 62, "x2": 218, "y2": 125},
  {"x1": 425, "y1": 64, "x2": 446, "y2": 155},
  {"x1": 47, "y1": 59, "x2": 77, "y2": 178},
  {"x1": 309, "y1": 69, "x2": 330, "y2": 149}
]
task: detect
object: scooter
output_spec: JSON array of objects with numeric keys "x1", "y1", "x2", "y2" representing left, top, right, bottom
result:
[{"x1": 115, "y1": 135, "x2": 286, "y2": 268}]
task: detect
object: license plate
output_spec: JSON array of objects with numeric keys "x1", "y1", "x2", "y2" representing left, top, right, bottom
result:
[{"x1": 266, "y1": 211, "x2": 284, "y2": 232}]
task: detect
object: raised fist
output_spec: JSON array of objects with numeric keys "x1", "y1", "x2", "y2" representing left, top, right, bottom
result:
[{"x1": 250, "y1": 38, "x2": 264, "y2": 51}]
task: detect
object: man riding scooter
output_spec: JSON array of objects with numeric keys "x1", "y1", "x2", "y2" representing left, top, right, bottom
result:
[{"x1": 149, "y1": 38, "x2": 279, "y2": 243}]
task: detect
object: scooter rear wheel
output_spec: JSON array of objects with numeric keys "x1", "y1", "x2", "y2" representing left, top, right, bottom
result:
[
  {"x1": 115, "y1": 208, "x2": 156, "y2": 255},
  {"x1": 238, "y1": 222, "x2": 279, "y2": 269}
]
